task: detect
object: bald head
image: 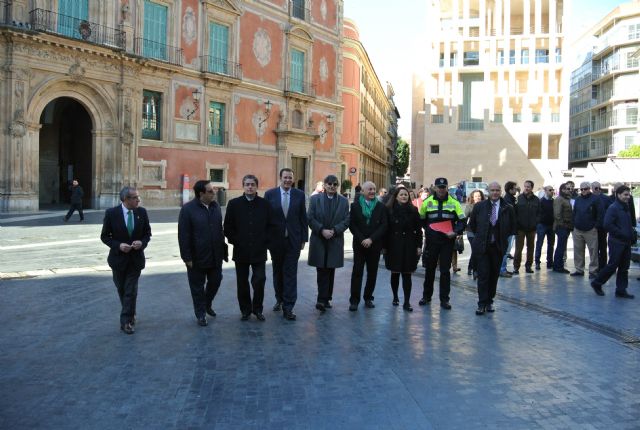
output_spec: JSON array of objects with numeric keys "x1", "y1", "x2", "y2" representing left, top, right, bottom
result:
[
  {"x1": 487, "y1": 181, "x2": 501, "y2": 202},
  {"x1": 362, "y1": 181, "x2": 377, "y2": 200}
]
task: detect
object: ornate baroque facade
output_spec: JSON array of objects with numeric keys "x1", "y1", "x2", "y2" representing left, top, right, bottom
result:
[{"x1": 0, "y1": 0, "x2": 343, "y2": 211}]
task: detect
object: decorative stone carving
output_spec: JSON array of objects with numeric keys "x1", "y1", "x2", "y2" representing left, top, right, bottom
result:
[
  {"x1": 182, "y1": 7, "x2": 197, "y2": 46},
  {"x1": 9, "y1": 121, "x2": 26, "y2": 137},
  {"x1": 138, "y1": 159, "x2": 167, "y2": 188},
  {"x1": 69, "y1": 61, "x2": 86, "y2": 80},
  {"x1": 252, "y1": 28, "x2": 272, "y2": 67},
  {"x1": 319, "y1": 57, "x2": 328, "y2": 82}
]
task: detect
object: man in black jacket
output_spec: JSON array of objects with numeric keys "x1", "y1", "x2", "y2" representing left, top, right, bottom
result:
[
  {"x1": 178, "y1": 180, "x2": 227, "y2": 327},
  {"x1": 224, "y1": 175, "x2": 272, "y2": 321},
  {"x1": 469, "y1": 182, "x2": 516, "y2": 315},
  {"x1": 534, "y1": 185, "x2": 555, "y2": 270},
  {"x1": 349, "y1": 181, "x2": 388, "y2": 311},
  {"x1": 63, "y1": 179, "x2": 84, "y2": 222},
  {"x1": 513, "y1": 180, "x2": 540, "y2": 274}
]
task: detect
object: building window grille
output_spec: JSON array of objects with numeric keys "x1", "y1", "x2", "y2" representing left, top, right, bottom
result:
[
  {"x1": 521, "y1": 49, "x2": 529, "y2": 64},
  {"x1": 208, "y1": 102, "x2": 225, "y2": 146},
  {"x1": 513, "y1": 113, "x2": 522, "y2": 123},
  {"x1": 142, "y1": 90, "x2": 162, "y2": 140},
  {"x1": 509, "y1": 50, "x2": 516, "y2": 65},
  {"x1": 625, "y1": 135, "x2": 635, "y2": 149},
  {"x1": 210, "y1": 169, "x2": 224, "y2": 183},
  {"x1": 492, "y1": 113, "x2": 503, "y2": 123},
  {"x1": 535, "y1": 49, "x2": 549, "y2": 64},
  {"x1": 626, "y1": 107, "x2": 638, "y2": 125},
  {"x1": 532, "y1": 112, "x2": 541, "y2": 123},
  {"x1": 431, "y1": 114, "x2": 444, "y2": 123},
  {"x1": 551, "y1": 113, "x2": 560, "y2": 122},
  {"x1": 629, "y1": 23, "x2": 640, "y2": 40},
  {"x1": 430, "y1": 145, "x2": 440, "y2": 154}
]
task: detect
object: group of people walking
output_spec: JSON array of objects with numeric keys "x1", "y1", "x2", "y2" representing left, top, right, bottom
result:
[{"x1": 99, "y1": 171, "x2": 638, "y2": 334}]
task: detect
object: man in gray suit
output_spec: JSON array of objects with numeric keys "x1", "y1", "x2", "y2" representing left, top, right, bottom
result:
[{"x1": 308, "y1": 175, "x2": 350, "y2": 312}]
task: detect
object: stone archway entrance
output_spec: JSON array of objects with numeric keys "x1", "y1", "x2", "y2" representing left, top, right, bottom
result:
[{"x1": 38, "y1": 97, "x2": 93, "y2": 207}]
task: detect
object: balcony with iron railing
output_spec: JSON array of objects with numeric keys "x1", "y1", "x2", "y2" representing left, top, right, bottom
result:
[
  {"x1": 29, "y1": 8, "x2": 125, "y2": 49},
  {"x1": 134, "y1": 37, "x2": 183, "y2": 66},
  {"x1": 208, "y1": 131, "x2": 229, "y2": 147},
  {"x1": 458, "y1": 119, "x2": 484, "y2": 131},
  {"x1": 289, "y1": 1, "x2": 310, "y2": 22},
  {"x1": 284, "y1": 77, "x2": 315, "y2": 98},
  {"x1": 201, "y1": 56, "x2": 242, "y2": 80}
]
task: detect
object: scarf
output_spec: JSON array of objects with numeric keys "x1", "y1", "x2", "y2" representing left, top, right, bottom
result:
[{"x1": 359, "y1": 195, "x2": 377, "y2": 224}]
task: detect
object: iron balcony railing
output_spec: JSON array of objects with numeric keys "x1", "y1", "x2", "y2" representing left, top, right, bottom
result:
[
  {"x1": 285, "y1": 77, "x2": 315, "y2": 97},
  {"x1": 29, "y1": 9, "x2": 125, "y2": 49},
  {"x1": 208, "y1": 130, "x2": 229, "y2": 147},
  {"x1": 289, "y1": 1, "x2": 310, "y2": 22},
  {"x1": 134, "y1": 37, "x2": 183, "y2": 66},
  {"x1": 201, "y1": 56, "x2": 242, "y2": 80},
  {"x1": 458, "y1": 119, "x2": 484, "y2": 131}
]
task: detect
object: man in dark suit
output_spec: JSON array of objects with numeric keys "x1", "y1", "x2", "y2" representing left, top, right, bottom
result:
[
  {"x1": 468, "y1": 181, "x2": 516, "y2": 315},
  {"x1": 224, "y1": 174, "x2": 272, "y2": 321},
  {"x1": 178, "y1": 180, "x2": 227, "y2": 327},
  {"x1": 264, "y1": 168, "x2": 308, "y2": 317},
  {"x1": 100, "y1": 186, "x2": 152, "y2": 334},
  {"x1": 63, "y1": 179, "x2": 84, "y2": 222},
  {"x1": 349, "y1": 181, "x2": 388, "y2": 311}
]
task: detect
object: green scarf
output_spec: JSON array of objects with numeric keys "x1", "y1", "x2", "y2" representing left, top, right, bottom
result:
[{"x1": 359, "y1": 195, "x2": 377, "y2": 224}]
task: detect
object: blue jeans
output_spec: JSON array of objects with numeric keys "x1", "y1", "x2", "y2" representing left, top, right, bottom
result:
[
  {"x1": 534, "y1": 223, "x2": 555, "y2": 267},
  {"x1": 553, "y1": 227, "x2": 570, "y2": 271},
  {"x1": 500, "y1": 235, "x2": 515, "y2": 273}
]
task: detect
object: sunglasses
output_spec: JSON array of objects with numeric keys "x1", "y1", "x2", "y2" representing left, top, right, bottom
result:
[
  {"x1": 326, "y1": 182, "x2": 338, "y2": 187},
  {"x1": 436, "y1": 185, "x2": 447, "y2": 189},
  {"x1": 580, "y1": 188, "x2": 590, "y2": 191}
]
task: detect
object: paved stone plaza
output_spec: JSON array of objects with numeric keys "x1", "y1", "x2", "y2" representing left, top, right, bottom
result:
[{"x1": 1, "y1": 209, "x2": 639, "y2": 429}]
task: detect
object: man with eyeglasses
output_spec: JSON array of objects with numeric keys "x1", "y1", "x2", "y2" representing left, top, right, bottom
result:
[
  {"x1": 571, "y1": 182, "x2": 604, "y2": 278},
  {"x1": 178, "y1": 180, "x2": 228, "y2": 327},
  {"x1": 591, "y1": 181, "x2": 610, "y2": 272},
  {"x1": 100, "y1": 186, "x2": 151, "y2": 335},
  {"x1": 534, "y1": 185, "x2": 556, "y2": 270},
  {"x1": 308, "y1": 175, "x2": 350, "y2": 313},
  {"x1": 553, "y1": 183, "x2": 573, "y2": 274}
]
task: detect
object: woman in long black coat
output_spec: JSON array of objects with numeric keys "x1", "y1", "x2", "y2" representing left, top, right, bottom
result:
[{"x1": 383, "y1": 187, "x2": 423, "y2": 311}]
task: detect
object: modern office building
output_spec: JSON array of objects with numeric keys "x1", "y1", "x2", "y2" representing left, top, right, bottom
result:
[
  {"x1": 569, "y1": 1, "x2": 640, "y2": 168},
  {"x1": 341, "y1": 18, "x2": 396, "y2": 190},
  {"x1": 0, "y1": 0, "x2": 343, "y2": 211},
  {"x1": 411, "y1": 0, "x2": 568, "y2": 189}
]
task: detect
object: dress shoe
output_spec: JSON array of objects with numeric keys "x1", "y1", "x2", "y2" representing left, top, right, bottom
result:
[
  {"x1": 418, "y1": 297, "x2": 431, "y2": 306},
  {"x1": 315, "y1": 302, "x2": 326, "y2": 312},
  {"x1": 403, "y1": 302, "x2": 413, "y2": 312},
  {"x1": 348, "y1": 303, "x2": 358, "y2": 311},
  {"x1": 241, "y1": 313, "x2": 250, "y2": 321},
  {"x1": 364, "y1": 300, "x2": 375, "y2": 308},
  {"x1": 525, "y1": 267, "x2": 534, "y2": 274},
  {"x1": 535, "y1": 263, "x2": 541, "y2": 270},
  {"x1": 392, "y1": 298, "x2": 399, "y2": 306},
  {"x1": 499, "y1": 272, "x2": 512, "y2": 278},
  {"x1": 485, "y1": 304, "x2": 495, "y2": 313},
  {"x1": 131, "y1": 315, "x2": 136, "y2": 326},
  {"x1": 254, "y1": 312, "x2": 266, "y2": 321},
  {"x1": 440, "y1": 302, "x2": 452, "y2": 310},
  {"x1": 206, "y1": 307, "x2": 217, "y2": 317},
  {"x1": 512, "y1": 269, "x2": 519, "y2": 275},
  {"x1": 507, "y1": 254, "x2": 514, "y2": 259},
  {"x1": 283, "y1": 310, "x2": 297, "y2": 320},
  {"x1": 197, "y1": 317, "x2": 208, "y2": 326},
  {"x1": 547, "y1": 264, "x2": 554, "y2": 269},
  {"x1": 590, "y1": 283, "x2": 605, "y2": 296},
  {"x1": 452, "y1": 267, "x2": 461, "y2": 272},
  {"x1": 324, "y1": 301, "x2": 332, "y2": 309},
  {"x1": 553, "y1": 268, "x2": 570, "y2": 274},
  {"x1": 615, "y1": 291, "x2": 635, "y2": 299},
  {"x1": 570, "y1": 271, "x2": 584, "y2": 277},
  {"x1": 120, "y1": 323, "x2": 135, "y2": 334},
  {"x1": 475, "y1": 306, "x2": 485, "y2": 315},
  {"x1": 272, "y1": 302, "x2": 282, "y2": 312},
  {"x1": 467, "y1": 268, "x2": 473, "y2": 276},
  {"x1": 62, "y1": 217, "x2": 68, "y2": 222}
]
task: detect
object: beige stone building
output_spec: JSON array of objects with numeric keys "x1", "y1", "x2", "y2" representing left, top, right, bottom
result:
[{"x1": 412, "y1": 0, "x2": 569, "y2": 189}]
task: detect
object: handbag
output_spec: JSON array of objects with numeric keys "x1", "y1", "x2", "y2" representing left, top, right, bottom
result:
[{"x1": 455, "y1": 235, "x2": 464, "y2": 254}]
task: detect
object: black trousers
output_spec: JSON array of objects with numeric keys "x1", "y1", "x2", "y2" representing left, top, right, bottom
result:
[
  {"x1": 349, "y1": 246, "x2": 381, "y2": 305},
  {"x1": 235, "y1": 262, "x2": 266, "y2": 315},
  {"x1": 112, "y1": 264, "x2": 141, "y2": 326},
  {"x1": 65, "y1": 202, "x2": 84, "y2": 221},
  {"x1": 423, "y1": 237, "x2": 454, "y2": 303},
  {"x1": 475, "y1": 242, "x2": 502, "y2": 307},
  {"x1": 316, "y1": 267, "x2": 335, "y2": 304},
  {"x1": 597, "y1": 228, "x2": 608, "y2": 271},
  {"x1": 186, "y1": 266, "x2": 222, "y2": 318},
  {"x1": 391, "y1": 272, "x2": 412, "y2": 302},
  {"x1": 271, "y1": 242, "x2": 301, "y2": 312}
]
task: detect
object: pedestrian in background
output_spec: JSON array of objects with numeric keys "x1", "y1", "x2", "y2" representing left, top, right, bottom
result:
[
  {"x1": 383, "y1": 187, "x2": 422, "y2": 311},
  {"x1": 591, "y1": 181, "x2": 610, "y2": 272},
  {"x1": 590, "y1": 185, "x2": 636, "y2": 298},
  {"x1": 465, "y1": 189, "x2": 485, "y2": 278},
  {"x1": 100, "y1": 186, "x2": 151, "y2": 335},
  {"x1": 499, "y1": 181, "x2": 518, "y2": 277},
  {"x1": 552, "y1": 182, "x2": 573, "y2": 274},
  {"x1": 534, "y1": 185, "x2": 555, "y2": 270},
  {"x1": 512, "y1": 180, "x2": 540, "y2": 274},
  {"x1": 571, "y1": 182, "x2": 603, "y2": 279},
  {"x1": 63, "y1": 179, "x2": 84, "y2": 222},
  {"x1": 178, "y1": 180, "x2": 227, "y2": 327}
]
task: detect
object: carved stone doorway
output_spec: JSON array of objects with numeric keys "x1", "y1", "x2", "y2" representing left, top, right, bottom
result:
[{"x1": 38, "y1": 97, "x2": 93, "y2": 208}]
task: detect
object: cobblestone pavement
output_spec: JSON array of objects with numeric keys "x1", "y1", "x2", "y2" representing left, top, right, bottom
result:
[{"x1": 1, "y1": 209, "x2": 639, "y2": 429}]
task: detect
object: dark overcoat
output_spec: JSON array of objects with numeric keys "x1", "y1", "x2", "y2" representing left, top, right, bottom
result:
[
  {"x1": 307, "y1": 193, "x2": 349, "y2": 268},
  {"x1": 349, "y1": 198, "x2": 388, "y2": 251},
  {"x1": 384, "y1": 203, "x2": 423, "y2": 273},
  {"x1": 224, "y1": 195, "x2": 271, "y2": 264},
  {"x1": 469, "y1": 198, "x2": 516, "y2": 256},
  {"x1": 100, "y1": 205, "x2": 152, "y2": 271},
  {"x1": 178, "y1": 198, "x2": 226, "y2": 269}
]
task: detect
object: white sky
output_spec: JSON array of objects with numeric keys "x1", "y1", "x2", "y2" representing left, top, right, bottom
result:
[{"x1": 343, "y1": 0, "x2": 633, "y2": 141}]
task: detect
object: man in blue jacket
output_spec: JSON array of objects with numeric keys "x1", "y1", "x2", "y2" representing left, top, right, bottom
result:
[
  {"x1": 571, "y1": 182, "x2": 604, "y2": 278},
  {"x1": 178, "y1": 180, "x2": 227, "y2": 327},
  {"x1": 591, "y1": 181, "x2": 611, "y2": 272},
  {"x1": 534, "y1": 185, "x2": 555, "y2": 270}
]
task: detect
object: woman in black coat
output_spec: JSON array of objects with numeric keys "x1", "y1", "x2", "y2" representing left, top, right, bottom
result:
[{"x1": 383, "y1": 187, "x2": 423, "y2": 311}]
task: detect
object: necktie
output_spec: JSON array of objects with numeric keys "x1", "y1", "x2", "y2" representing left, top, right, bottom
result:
[
  {"x1": 127, "y1": 210, "x2": 134, "y2": 236},
  {"x1": 282, "y1": 192, "x2": 289, "y2": 217},
  {"x1": 490, "y1": 202, "x2": 498, "y2": 226}
]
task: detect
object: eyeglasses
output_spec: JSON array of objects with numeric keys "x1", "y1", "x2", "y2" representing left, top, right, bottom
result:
[
  {"x1": 580, "y1": 188, "x2": 590, "y2": 191},
  {"x1": 326, "y1": 183, "x2": 338, "y2": 187},
  {"x1": 205, "y1": 189, "x2": 216, "y2": 194},
  {"x1": 488, "y1": 189, "x2": 501, "y2": 192},
  {"x1": 436, "y1": 185, "x2": 447, "y2": 189},
  {"x1": 127, "y1": 195, "x2": 140, "y2": 200}
]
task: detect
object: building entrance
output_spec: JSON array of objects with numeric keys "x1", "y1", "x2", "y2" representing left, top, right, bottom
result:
[
  {"x1": 39, "y1": 98, "x2": 93, "y2": 207},
  {"x1": 291, "y1": 156, "x2": 307, "y2": 192}
]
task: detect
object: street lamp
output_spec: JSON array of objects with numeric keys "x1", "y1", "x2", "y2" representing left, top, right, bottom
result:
[
  {"x1": 257, "y1": 100, "x2": 272, "y2": 147},
  {"x1": 185, "y1": 88, "x2": 201, "y2": 120},
  {"x1": 319, "y1": 114, "x2": 333, "y2": 138}
]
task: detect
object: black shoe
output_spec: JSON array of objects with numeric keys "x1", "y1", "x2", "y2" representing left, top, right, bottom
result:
[
  {"x1": 403, "y1": 302, "x2": 413, "y2": 312},
  {"x1": 254, "y1": 312, "x2": 266, "y2": 321},
  {"x1": 348, "y1": 303, "x2": 358, "y2": 312},
  {"x1": 206, "y1": 307, "x2": 217, "y2": 317},
  {"x1": 467, "y1": 268, "x2": 473, "y2": 276},
  {"x1": 475, "y1": 306, "x2": 485, "y2": 315},
  {"x1": 120, "y1": 323, "x2": 135, "y2": 334},
  {"x1": 324, "y1": 301, "x2": 332, "y2": 309},
  {"x1": 315, "y1": 302, "x2": 326, "y2": 312},
  {"x1": 547, "y1": 264, "x2": 553, "y2": 269},
  {"x1": 485, "y1": 304, "x2": 495, "y2": 313},
  {"x1": 535, "y1": 263, "x2": 541, "y2": 270},
  {"x1": 283, "y1": 310, "x2": 297, "y2": 320},
  {"x1": 63, "y1": 217, "x2": 68, "y2": 222},
  {"x1": 241, "y1": 313, "x2": 250, "y2": 321},
  {"x1": 525, "y1": 267, "x2": 534, "y2": 274},
  {"x1": 197, "y1": 317, "x2": 208, "y2": 326},
  {"x1": 440, "y1": 302, "x2": 452, "y2": 310},
  {"x1": 570, "y1": 271, "x2": 584, "y2": 277},
  {"x1": 392, "y1": 298, "x2": 399, "y2": 306},
  {"x1": 553, "y1": 268, "x2": 570, "y2": 274},
  {"x1": 512, "y1": 269, "x2": 519, "y2": 275},
  {"x1": 418, "y1": 297, "x2": 431, "y2": 306},
  {"x1": 590, "y1": 283, "x2": 605, "y2": 296},
  {"x1": 272, "y1": 302, "x2": 282, "y2": 312},
  {"x1": 364, "y1": 300, "x2": 375, "y2": 308},
  {"x1": 615, "y1": 291, "x2": 634, "y2": 299}
]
